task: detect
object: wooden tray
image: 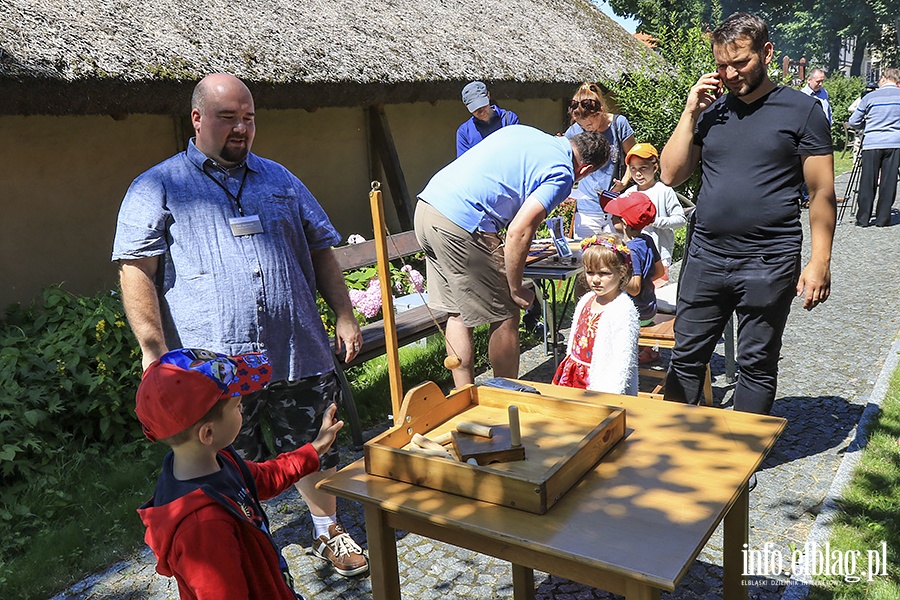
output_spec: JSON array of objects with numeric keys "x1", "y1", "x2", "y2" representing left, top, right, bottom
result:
[{"x1": 364, "y1": 381, "x2": 626, "y2": 514}]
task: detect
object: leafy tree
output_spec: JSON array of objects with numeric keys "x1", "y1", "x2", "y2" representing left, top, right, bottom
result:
[
  {"x1": 604, "y1": 15, "x2": 716, "y2": 197},
  {"x1": 601, "y1": 0, "x2": 898, "y2": 78}
]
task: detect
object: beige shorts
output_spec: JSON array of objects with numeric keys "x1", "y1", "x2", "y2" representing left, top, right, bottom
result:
[{"x1": 414, "y1": 201, "x2": 519, "y2": 328}]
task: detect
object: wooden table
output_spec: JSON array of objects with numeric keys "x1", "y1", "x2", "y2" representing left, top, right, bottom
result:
[
  {"x1": 523, "y1": 256, "x2": 582, "y2": 363},
  {"x1": 638, "y1": 313, "x2": 714, "y2": 405},
  {"x1": 320, "y1": 382, "x2": 785, "y2": 600}
]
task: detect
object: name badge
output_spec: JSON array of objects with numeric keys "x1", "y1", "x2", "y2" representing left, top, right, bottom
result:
[{"x1": 229, "y1": 215, "x2": 264, "y2": 237}]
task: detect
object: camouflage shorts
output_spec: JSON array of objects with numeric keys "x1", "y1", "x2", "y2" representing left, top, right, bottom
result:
[{"x1": 231, "y1": 371, "x2": 342, "y2": 470}]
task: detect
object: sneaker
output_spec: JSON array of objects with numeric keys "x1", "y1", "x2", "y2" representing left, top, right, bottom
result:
[
  {"x1": 314, "y1": 524, "x2": 368, "y2": 577},
  {"x1": 748, "y1": 473, "x2": 758, "y2": 492}
]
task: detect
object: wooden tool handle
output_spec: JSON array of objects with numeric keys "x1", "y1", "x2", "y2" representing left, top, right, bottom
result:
[
  {"x1": 430, "y1": 431, "x2": 453, "y2": 446},
  {"x1": 456, "y1": 422, "x2": 493, "y2": 438},
  {"x1": 406, "y1": 444, "x2": 455, "y2": 460},
  {"x1": 508, "y1": 405, "x2": 521, "y2": 447},
  {"x1": 412, "y1": 433, "x2": 446, "y2": 452}
]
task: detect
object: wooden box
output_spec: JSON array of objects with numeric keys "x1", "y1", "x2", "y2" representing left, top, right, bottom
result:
[{"x1": 364, "y1": 381, "x2": 626, "y2": 514}]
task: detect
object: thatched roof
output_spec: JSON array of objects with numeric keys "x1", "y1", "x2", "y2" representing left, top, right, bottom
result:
[{"x1": 1, "y1": 0, "x2": 658, "y2": 115}]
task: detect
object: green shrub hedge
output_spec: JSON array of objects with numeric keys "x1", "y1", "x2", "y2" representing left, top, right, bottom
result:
[{"x1": 0, "y1": 287, "x2": 142, "y2": 537}]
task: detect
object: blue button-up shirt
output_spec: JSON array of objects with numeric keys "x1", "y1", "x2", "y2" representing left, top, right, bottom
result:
[{"x1": 112, "y1": 140, "x2": 342, "y2": 382}]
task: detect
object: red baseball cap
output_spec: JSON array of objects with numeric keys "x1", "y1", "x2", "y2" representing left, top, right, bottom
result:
[
  {"x1": 604, "y1": 192, "x2": 657, "y2": 230},
  {"x1": 136, "y1": 348, "x2": 271, "y2": 442}
]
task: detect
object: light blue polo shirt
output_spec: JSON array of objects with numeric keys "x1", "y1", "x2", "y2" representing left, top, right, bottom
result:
[{"x1": 419, "y1": 125, "x2": 575, "y2": 232}]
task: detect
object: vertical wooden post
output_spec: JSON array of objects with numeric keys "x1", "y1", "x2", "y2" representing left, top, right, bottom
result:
[{"x1": 369, "y1": 182, "x2": 403, "y2": 417}]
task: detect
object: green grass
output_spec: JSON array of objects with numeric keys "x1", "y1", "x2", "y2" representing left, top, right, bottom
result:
[
  {"x1": 0, "y1": 440, "x2": 167, "y2": 598},
  {"x1": 806, "y1": 366, "x2": 900, "y2": 598},
  {"x1": 834, "y1": 151, "x2": 855, "y2": 178}
]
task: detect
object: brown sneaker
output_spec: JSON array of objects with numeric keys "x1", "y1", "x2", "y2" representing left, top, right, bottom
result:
[{"x1": 313, "y1": 524, "x2": 368, "y2": 577}]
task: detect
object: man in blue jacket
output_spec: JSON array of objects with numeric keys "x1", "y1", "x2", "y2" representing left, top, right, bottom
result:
[
  {"x1": 456, "y1": 81, "x2": 520, "y2": 156},
  {"x1": 849, "y1": 68, "x2": 900, "y2": 227}
]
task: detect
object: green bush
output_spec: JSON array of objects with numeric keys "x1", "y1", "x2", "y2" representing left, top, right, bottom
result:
[
  {"x1": 823, "y1": 74, "x2": 866, "y2": 149},
  {"x1": 606, "y1": 17, "x2": 716, "y2": 199},
  {"x1": 0, "y1": 286, "x2": 142, "y2": 547}
]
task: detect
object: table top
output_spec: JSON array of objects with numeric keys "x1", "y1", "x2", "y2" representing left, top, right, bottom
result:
[
  {"x1": 523, "y1": 256, "x2": 583, "y2": 280},
  {"x1": 321, "y1": 382, "x2": 785, "y2": 591}
]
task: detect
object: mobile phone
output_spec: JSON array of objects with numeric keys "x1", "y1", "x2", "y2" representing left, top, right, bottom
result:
[{"x1": 711, "y1": 75, "x2": 724, "y2": 98}]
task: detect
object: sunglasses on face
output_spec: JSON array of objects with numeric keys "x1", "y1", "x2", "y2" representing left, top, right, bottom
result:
[{"x1": 568, "y1": 98, "x2": 602, "y2": 112}]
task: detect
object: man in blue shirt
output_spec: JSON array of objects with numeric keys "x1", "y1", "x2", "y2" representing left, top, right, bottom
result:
[
  {"x1": 456, "y1": 81, "x2": 520, "y2": 157},
  {"x1": 849, "y1": 68, "x2": 900, "y2": 227},
  {"x1": 112, "y1": 73, "x2": 368, "y2": 578},
  {"x1": 802, "y1": 69, "x2": 833, "y2": 125},
  {"x1": 416, "y1": 125, "x2": 610, "y2": 387}
]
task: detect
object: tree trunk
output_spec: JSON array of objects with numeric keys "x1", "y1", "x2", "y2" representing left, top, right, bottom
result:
[{"x1": 850, "y1": 38, "x2": 866, "y2": 77}]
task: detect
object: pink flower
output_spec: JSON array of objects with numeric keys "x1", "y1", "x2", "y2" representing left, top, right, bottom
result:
[
  {"x1": 401, "y1": 265, "x2": 426, "y2": 293},
  {"x1": 349, "y1": 278, "x2": 383, "y2": 319}
]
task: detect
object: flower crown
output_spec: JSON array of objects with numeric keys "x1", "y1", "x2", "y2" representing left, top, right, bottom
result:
[{"x1": 580, "y1": 235, "x2": 632, "y2": 266}]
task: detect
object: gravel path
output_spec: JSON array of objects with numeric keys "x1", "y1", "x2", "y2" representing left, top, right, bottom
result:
[{"x1": 54, "y1": 173, "x2": 900, "y2": 599}]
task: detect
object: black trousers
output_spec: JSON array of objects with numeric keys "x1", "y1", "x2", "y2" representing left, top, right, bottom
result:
[
  {"x1": 856, "y1": 147, "x2": 900, "y2": 227},
  {"x1": 664, "y1": 244, "x2": 800, "y2": 414}
]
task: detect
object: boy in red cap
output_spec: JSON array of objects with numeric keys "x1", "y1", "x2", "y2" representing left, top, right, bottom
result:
[
  {"x1": 604, "y1": 193, "x2": 665, "y2": 342},
  {"x1": 136, "y1": 348, "x2": 343, "y2": 600}
]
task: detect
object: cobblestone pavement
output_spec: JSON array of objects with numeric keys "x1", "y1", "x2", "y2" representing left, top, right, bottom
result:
[{"x1": 55, "y1": 174, "x2": 900, "y2": 600}]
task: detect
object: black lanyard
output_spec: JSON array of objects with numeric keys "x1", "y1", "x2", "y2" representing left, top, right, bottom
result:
[{"x1": 203, "y1": 164, "x2": 248, "y2": 216}]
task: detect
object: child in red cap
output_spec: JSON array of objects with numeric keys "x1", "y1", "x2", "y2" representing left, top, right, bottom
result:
[
  {"x1": 136, "y1": 348, "x2": 342, "y2": 600},
  {"x1": 604, "y1": 193, "x2": 665, "y2": 327}
]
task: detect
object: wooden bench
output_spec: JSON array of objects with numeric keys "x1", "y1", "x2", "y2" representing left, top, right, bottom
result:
[
  {"x1": 638, "y1": 313, "x2": 713, "y2": 405},
  {"x1": 330, "y1": 230, "x2": 450, "y2": 447}
]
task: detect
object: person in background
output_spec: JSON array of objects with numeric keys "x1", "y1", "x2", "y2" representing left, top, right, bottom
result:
[
  {"x1": 564, "y1": 82, "x2": 636, "y2": 238},
  {"x1": 605, "y1": 193, "x2": 664, "y2": 328},
  {"x1": 802, "y1": 68, "x2": 832, "y2": 125},
  {"x1": 622, "y1": 143, "x2": 686, "y2": 284},
  {"x1": 456, "y1": 81, "x2": 520, "y2": 157},
  {"x1": 800, "y1": 68, "x2": 833, "y2": 208},
  {"x1": 848, "y1": 68, "x2": 900, "y2": 227},
  {"x1": 552, "y1": 234, "x2": 640, "y2": 394},
  {"x1": 416, "y1": 125, "x2": 610, "y2": 388}
]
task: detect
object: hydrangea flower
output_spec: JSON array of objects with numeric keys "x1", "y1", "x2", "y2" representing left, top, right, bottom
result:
[
  {"x1": 349, "y1": 278, "x2": 383, "y2": 318},
  {"x1": 400, "y1": 264, "x2": 426, "y2": 293}
]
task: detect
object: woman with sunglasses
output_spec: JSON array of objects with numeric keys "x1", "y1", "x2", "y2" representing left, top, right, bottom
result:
[{"x1": 564, "y1": 83, "x2": 636, "y2": 238}]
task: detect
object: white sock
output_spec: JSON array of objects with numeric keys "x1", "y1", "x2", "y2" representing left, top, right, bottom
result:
[{"x1": 312, "y1": 513, "x2": 338, "y2": 539}]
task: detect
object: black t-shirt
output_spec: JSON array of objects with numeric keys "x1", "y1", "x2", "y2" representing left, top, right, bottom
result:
[{"x1": 692, "y1": 86, "x2": 832, "y2": 256}]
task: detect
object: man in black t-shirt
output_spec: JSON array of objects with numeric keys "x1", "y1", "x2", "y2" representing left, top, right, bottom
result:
[{"x1": 659, "y1": 12, "x2": 836, "y2": 415}]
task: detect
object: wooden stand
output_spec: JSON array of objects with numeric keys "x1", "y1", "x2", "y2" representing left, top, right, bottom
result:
[
  {"x1": 369, "y1": 182, "x2": 403, "y2": 417},
  {"x1": 452, "y1": 425, "x2": 526, "y2": 465},
  {"x1": 364, "y1": 381, "x2": 626, "y2": 514}
]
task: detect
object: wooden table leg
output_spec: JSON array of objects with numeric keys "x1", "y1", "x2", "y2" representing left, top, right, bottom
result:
[
  {"x1": 625, "y1": 579, "x2": 661, "y2": 599},
  {"x1": 364, "y1": 504, "x2": 401, "y2": 600},
  {"x1": 723, "y1": 483, "x2": 750, "y2": 600},
  {"x1": 703, "y1": 364, "x2": 714, "y2": 406},
  {"x1": 511, "y1": 564, "x2": 536, "y2": 600}
]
